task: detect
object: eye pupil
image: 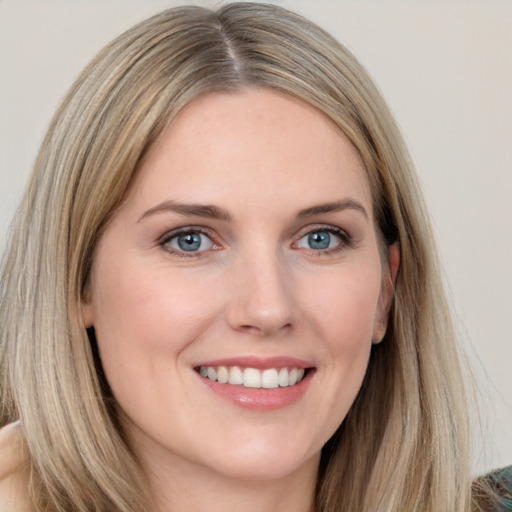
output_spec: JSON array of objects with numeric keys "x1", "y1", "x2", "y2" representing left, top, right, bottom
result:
[
  {"x1": 308, "y1": 231, "x2": 330, "y2": 250},
  {"x1": 177, "y1": 233, "x2": 202, "y2": 251}
]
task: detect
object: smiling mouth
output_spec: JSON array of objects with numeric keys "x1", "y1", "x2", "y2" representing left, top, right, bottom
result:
[{"x1": 195, "y1": 366, "x2": 312, "y2": 389}]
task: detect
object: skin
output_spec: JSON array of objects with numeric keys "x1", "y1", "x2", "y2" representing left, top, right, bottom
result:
[
  {"x1": 0, "y1": 423, "x2": 31, "y2": 512},
  {"x1": 82, "y1": 88, "x2": 399, "y2": 512}
]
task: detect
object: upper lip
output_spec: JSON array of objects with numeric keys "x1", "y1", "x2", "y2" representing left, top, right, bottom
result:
[{"x1": 194, "y1": 356, "x2": 314, "y2": 370}]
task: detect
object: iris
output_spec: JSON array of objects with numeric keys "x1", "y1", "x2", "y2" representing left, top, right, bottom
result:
[
  {"x1": 177, "y1": 233, "x2": 202, "y2": 251},
  {"x1": 308, "y1": 231, "x2": 331, "y2": 250}
]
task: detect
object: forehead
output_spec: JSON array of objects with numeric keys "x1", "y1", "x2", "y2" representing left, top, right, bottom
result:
[{"x1": 128, "y1": 88, "x2": 372, "y2": 218}]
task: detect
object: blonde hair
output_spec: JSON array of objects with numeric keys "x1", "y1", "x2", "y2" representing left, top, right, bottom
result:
[{"x1": 1, "y1": 3, "x2": 475, "y2": 511}]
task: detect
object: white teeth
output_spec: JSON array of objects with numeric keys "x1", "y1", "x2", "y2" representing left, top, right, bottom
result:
[
  {"x1": 217, "y1": 366, "x2": 229, "y2": 384},
  {"x1": 199, "y1": 365, "x2": 307, "y2": 388},
  {"x1": 278, "y1": 367, "x2": 289, "y2": 387},
  {"x1": 243, "y1": 368, "x2": 261, "y2": 388},
  {"x1": 261, "y1": 369, "x2": 279, "y2": 389},
  {"x1": 207, "y1": 367, "x2": 217, "y2": 381},
  {"x1": 228, "y1": 366, "x2": 243, "y2": 385}
]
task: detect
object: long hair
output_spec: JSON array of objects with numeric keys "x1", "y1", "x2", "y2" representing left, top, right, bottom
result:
[{"x1": 0, "y1": 3, "x2": 473, "y2": 510}]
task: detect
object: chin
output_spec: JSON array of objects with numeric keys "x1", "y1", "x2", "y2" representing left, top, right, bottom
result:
[{"x1": 199, "y1": 438, "x2": 320, "y2": 482}]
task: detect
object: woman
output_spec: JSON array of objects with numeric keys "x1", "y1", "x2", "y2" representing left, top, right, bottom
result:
[{"x1": 0, "y1": 3, "x2": 509, "y2": 511}]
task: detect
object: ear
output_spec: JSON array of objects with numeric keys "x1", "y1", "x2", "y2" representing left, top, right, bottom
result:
[
  {"x1": 81, "y1": 286, "x2": 95, "y2": 328},
  {"x1": 372, "y1": 244, "x2": 400, "y2": 344}
]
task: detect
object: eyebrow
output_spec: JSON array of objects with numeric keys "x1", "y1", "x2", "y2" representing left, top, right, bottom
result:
[
  {"x1": 296, "y1": 199, "x2": 368, "y2": 220},
  {"x1": 137, "y1": 198, "x2": 368, "y2": 223},
  {"x1": 137, "y1": 200, "x2": 232, "y2": 223}
]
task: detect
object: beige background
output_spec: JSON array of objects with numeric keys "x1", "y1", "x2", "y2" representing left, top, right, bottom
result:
[{"x1": 0, "y1": 0, "x2": 511, "y2": 475}]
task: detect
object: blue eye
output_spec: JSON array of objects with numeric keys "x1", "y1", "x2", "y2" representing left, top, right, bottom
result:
[
  {"x1": 308, "y1": 231, "x2": 331, "y2": 250},
  {"x1": 164, "y1": 231, "x2": 215, "y2": 253},
  {"x1": 296, "y1": 229, "x2": 345, "y2": 251}
]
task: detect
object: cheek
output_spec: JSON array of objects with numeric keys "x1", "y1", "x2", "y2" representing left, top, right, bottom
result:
[
  {"x1": 301, "y1": 265, "x2": 382, "y2": 350},
  {"x1": 89, "y1": 265, "x2": 226, "y2": 432},
  {"x1": 93, "y1": 264, "x2": 211, "y2": 340},
  {"x1": 89, "y1": 261, "x2": 223, "y2": 392},
  {"x1": 287, "y1": 264, "x2": 383, "y2": 448}
]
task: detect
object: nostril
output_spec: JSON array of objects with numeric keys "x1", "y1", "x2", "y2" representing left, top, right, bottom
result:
[{"x1": 236, "y1": 321, "x2": 293, "y2": 337}]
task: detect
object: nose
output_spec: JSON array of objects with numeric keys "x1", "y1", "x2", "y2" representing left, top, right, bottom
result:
[{"x1": 225, "y1": 247, "x2": 296, "y2": 337}]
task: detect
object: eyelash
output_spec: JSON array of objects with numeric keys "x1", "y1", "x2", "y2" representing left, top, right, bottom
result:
[
  {"x1": 293, "y1": 225, "x2": 353, "y2": 256},
  {"x1": 159, "y1": 227, "x2": 220, "y2": 259},
  {"x1": 158, "y1": 225, "x2": 353, "y2": 258}
]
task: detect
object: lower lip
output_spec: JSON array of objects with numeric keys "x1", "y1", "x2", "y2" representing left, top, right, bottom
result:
[{"x1": 197, "y1": 370, "x2": 314, "y2": 411}]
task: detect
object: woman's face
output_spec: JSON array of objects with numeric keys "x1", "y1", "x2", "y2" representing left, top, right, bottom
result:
[{"x1": 83, "y1": 88, "x2": 397, "y2": 483}]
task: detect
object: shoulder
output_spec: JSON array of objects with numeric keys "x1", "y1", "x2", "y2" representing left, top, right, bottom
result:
[
  {"x1": 0, "y1": 423, "x2": 32, "y2": 512},
  {"x1": 473, "y1": 466, "x2": 512, "y2": 512},
  {"x1": 486, "y1": 466, "x2": 512, "y2": 511}
]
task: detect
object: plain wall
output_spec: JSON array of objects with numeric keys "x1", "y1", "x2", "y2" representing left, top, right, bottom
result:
[{"x1": 0, "y1": 0, "x2": 511, "y2": 475}]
